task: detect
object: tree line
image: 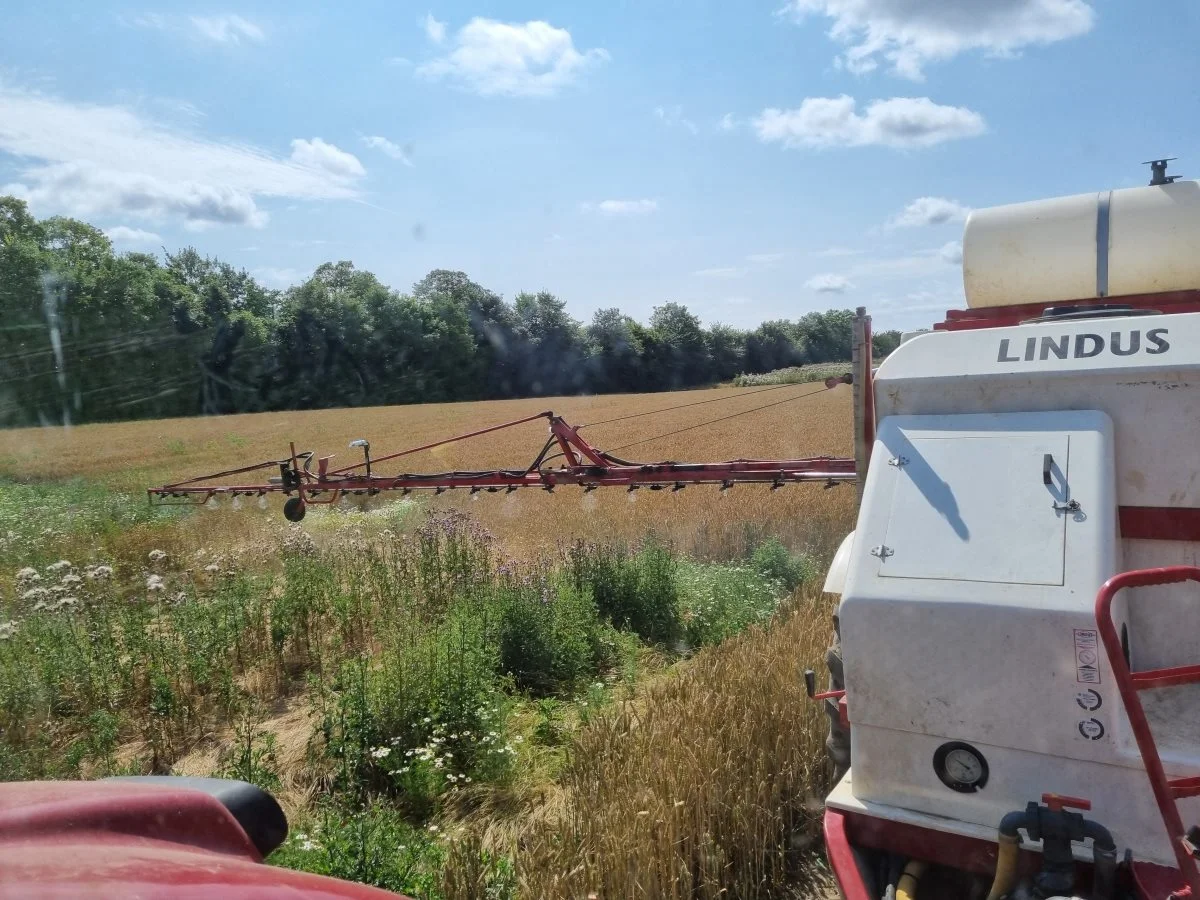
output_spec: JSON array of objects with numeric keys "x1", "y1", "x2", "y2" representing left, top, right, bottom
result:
[{"x1": 0, "y1": 196, "x2": 901, "y2": 427}]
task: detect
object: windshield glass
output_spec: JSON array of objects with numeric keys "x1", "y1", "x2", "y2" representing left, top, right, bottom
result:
[{"x1": 0, "y1": 1, "x2": 1182, "y2": 896}]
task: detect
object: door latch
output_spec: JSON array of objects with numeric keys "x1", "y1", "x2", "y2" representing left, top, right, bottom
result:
[{"x1": 870, "y1": 545, "x2": 894, "y2": 559}]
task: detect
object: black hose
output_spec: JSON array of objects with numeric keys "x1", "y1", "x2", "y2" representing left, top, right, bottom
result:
[
  {"x1": 1083, "y1": 820, "x2": 1117, "y2": 900},
  {"x1": 998, "y1": 810, "x2": 1031, "y2": 838}
]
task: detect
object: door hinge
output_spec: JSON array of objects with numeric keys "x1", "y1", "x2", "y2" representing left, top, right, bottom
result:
[
  {"x1": 888, "y1": 456, "x2": 909, "y2": 468},
  {"x1": 870, "y1": 545, "x2": 894, "y2": 559}
]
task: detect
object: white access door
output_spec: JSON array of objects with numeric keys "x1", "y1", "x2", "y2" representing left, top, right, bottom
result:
[{"x1": 879, "y1": 432, "x2": 1070, "y2": 585}]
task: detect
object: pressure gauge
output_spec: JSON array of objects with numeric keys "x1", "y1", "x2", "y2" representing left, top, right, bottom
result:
[{"x1": 933, "y1": 741, "x2": 989, "y2": 793}]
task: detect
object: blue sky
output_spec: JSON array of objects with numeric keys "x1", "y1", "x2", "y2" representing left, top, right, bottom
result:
[{"x1": 2, "y1": 1, "x2": 1197, "y2": 332}]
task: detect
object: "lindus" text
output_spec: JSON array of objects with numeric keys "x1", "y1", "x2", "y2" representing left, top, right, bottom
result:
[{"x1": 997, "y1": 328, "x2": 1169, "y2": 363}]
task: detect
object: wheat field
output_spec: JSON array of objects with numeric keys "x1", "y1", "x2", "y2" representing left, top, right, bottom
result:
[
  {"x1": 0, "y1": 383, "x2": 857, "y2": 559},
  {"x1": 0, "y1": 385, "x2": 856, "y2": 899}
]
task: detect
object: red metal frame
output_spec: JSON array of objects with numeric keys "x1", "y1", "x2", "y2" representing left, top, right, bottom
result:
[
  {"x1": 824, "y1": 807, "x2": 1051, "y2": 900},
  {"x1": 1096, "y1": 567, "x2": 1200, "y2": 897},
  {"x1": 934, "y1": 289, "x2": 1200, "y2": 332},
  {"x1": 148, "y1": 410, "x2": 857, "y2": 512},
  {"x1": 1120, "y1": 508, "x2": 1200, "y2": 543},
  {"x1": 823, "y1": 809, "x2": 873, "y2": 900}
]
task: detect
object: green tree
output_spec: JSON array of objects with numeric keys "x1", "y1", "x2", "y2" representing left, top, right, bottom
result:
[{"x1": 649, "y1": 302, "x2": 710, "y2": 388}]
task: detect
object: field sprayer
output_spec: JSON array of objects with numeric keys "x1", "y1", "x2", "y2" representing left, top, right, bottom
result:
[{"x1": 7, "y1": 161, "x2": 1200, "y2": 900}]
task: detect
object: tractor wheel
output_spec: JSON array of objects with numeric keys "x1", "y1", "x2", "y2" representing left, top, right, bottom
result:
[
  {"x1": 825, "y1": 614, "x2": 850, "y2": 783},
  {"x1": 283, "y1": 497, "x2": 306, "y2": 522}
]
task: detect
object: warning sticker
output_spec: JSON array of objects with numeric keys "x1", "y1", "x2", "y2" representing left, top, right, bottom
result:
[{"x1": 1074, "y1": 629, "x2": 1102, "y2": 684}]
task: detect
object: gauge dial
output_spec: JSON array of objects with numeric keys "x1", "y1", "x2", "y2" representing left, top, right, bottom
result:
[
  {"x1": 933, "y1": 742, "x2": 989, "y2": 793},
  {"x1": 945, "y1": 748, "x2": 983, "y2": 784}
]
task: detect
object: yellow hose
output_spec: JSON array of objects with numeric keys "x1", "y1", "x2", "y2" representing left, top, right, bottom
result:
[
  {"x1": 985, "y1": 833, "x2": 1020, "y2": 900},
  {"x1": 896, "y1": 859, "x2": 927, "y2": 900}
]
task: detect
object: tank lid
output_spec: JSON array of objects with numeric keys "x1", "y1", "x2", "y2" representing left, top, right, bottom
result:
[{"x1": 1020, "y1": 304, "x2": 1162, "y2": 324}]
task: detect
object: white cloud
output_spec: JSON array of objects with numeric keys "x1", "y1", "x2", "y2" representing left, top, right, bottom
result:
[
  {"x1": 813, "y1": 246, "x2": 862, "y2": 257},
  {"x1": 694, "y1": 266, "x2": 743, "y2": 278},
  {"x1": 126, "y1": 12, "x2": 265, "y2": 45},
  {"x1": 851, "y1": 252, "x2": 947, "y2": 278},
  {"x1": 127, "y1": 13, "x2": 169, "y2": 30},
  {"x1": 747, "y1": 252, "x2": 786, "y2": 264},
  {"x1": 888, "y1": 196, "x2": 971, "y2": 227},
  {"x1": 423, "y1": 13, "x2": 447, "y2": 44},
  {"x1": 725, "y1": 296, "x2": 753, "y2": 305},
  {"x1": 362, "y1": 135, "x2": 414, "y2": 166},
  {"x1": 718, "y1": 113, "x2": 737, "y2": 132},
  {"x1": 582, "y1": 199, "x2": 658, "y2": 216},
  {"x1": 254, "y1": 267, "x2": 306, "y2": 288},
  {"x1": 654, "y1": 105, "x2": 698, "y2": 135},
  {"x1": 754, "y1": 95, "x2": 984, "y2": 149},
  {"x1": 806, "y1": 273, "x2": 853, "y2": 293},
  {"x1": 0, "y1": 83, "x2": 363, "y2": 228},
  {"x1": 104, "y1": 225, "x2": 162, "y2": 245},
  {"x1": 781, "y1": 0, "x2": 1094, "y2": 80},
  {"x1": 6, "y1": 163, "x2": 269, "y2": 229},
  {"x1": 289, "y1": 138, "x2": 365, "y2": 180},
  {"x1": 939, "y1": 240, "x2": 963, "y2": 264},
  {"x1": 189, "y1": 14, "x2": 265, "y2": 44},
  {"x1": 416, "y1": 19, "x2": 609, "y2": 97}
]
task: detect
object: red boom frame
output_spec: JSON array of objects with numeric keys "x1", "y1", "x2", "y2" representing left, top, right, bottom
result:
[{"x1": 148, "y1": 409, "x2": 857, "y2": 518}]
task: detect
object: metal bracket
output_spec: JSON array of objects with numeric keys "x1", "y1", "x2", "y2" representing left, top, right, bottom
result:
[
  {"x1": 1053, "y1": 500, "x2": 1081, "y2": 513},
  {"x1": 888, "y1": 456, "x2": 909, "y2": 468},
  {"x1": 870, "y1": 545, "x2": 894, "y2": 559}
]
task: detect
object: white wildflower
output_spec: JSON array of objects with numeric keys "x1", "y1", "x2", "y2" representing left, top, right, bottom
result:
[
  {"x1": 428, "y1": 825, "x2": 439, "y2": 833},
  {"x1": 148, "y1": 550, "x2": 166, "y2": 563},
  {"x1": 370, "y1": 747, "x2": 391, "y2": 759},
  {"x1": 300, "y1": 840, "x2": 319, "y2": 852},
  {"x1": 0, "y1": 621, "x2": 17, "y2": 640},
  {"x1": 16, "y1": 567, "x2": 39, "y2": 582},
  {"x1": 203, "y1": 564, "x2": 220, "y2": 575},
  {"x1": 146, "y1": 574, "x2": 165, "y2": 592},
  {"x1": 46, "y1": 560, "x2": 72, "y2": 574},
  {"x1": 85, "y1": 565, "x2": 113, "y2": 580},
  {"x1": 60, "y1": 573, "x2": 82, "y2": 586},
  {"x1": 21, "y1": 587, "x2": 49, "y2": 602}
]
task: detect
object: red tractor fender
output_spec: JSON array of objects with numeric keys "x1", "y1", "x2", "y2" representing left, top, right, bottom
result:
[{"x1": 0, "y1": 780, "x2": 407, "y2": 899}]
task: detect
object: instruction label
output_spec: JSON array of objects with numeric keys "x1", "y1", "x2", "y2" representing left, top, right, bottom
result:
[{"x1": 1074, "y1": 629, "x2": 1102, "y2": 684}]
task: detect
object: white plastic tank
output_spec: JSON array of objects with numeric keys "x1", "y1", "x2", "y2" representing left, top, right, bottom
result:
[{"x1": 962, "y1": 179, "x2": 1200, "y2": 308}]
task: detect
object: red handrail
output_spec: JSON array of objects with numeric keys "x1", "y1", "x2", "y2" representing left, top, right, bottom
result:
[{"x1": 1096, "y1": 566, "x2": 1200, "y2": 895}]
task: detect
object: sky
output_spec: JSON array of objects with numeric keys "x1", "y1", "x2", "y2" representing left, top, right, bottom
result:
[{"x1": 2, "y1": 1, "x2": 1197, "y2": 332}]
